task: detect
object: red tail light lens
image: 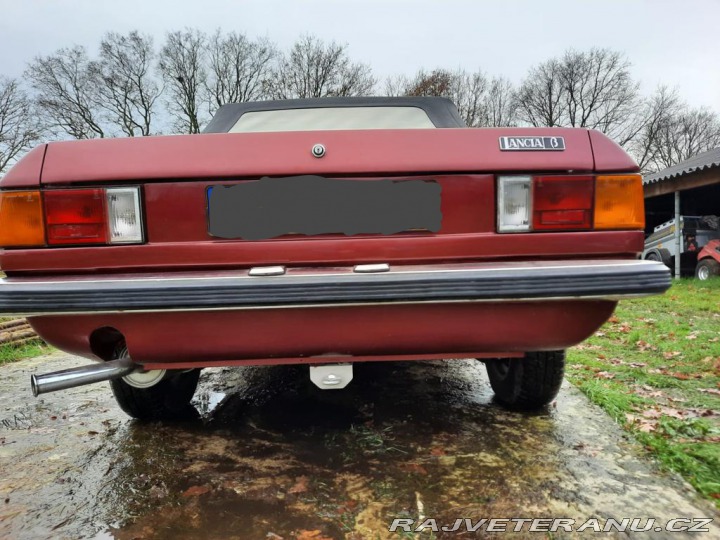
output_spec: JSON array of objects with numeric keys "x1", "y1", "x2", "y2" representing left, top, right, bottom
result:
[
  {"x1": 532, "y1": 176, "x2": 594, "y2": 231},
  {"x1": 44, "y1": 189, "x2": 108, "y2": 245}
]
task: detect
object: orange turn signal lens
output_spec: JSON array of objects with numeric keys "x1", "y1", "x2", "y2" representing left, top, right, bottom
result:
[
  {"x1": 593, "y1": 175, "x2": 644, "y2": 230},
  {"x1": 0, "y1": 191, "x2": 46, "y2": 247}
]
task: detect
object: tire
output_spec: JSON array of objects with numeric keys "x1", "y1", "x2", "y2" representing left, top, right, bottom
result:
[
  {"x1": 695, "y1": 258, "x2": 720, "y2": 281},
  {"x1": 646, "y1": 248, "x2": 672, "y2": 268},
  {"x1": 485, "y1": 351, "x2": 565, "y2": 410},
  {"x1": 109, "y1": 344, "x2": 201, "y2": 420}
]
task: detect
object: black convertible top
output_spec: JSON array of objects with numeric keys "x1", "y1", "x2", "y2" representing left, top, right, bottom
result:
[{"x1": 202, "y1": 97, "x2": 466, "y2": 133}]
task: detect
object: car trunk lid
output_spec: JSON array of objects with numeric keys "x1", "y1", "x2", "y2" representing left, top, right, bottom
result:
[{"x1": 38, "y1": 128, "x2": 598, "y2": 185}]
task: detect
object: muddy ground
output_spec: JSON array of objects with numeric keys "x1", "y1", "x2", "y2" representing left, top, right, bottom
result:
[{"x1": 1, "y1": 353, "x2": 718, "y2": 539}]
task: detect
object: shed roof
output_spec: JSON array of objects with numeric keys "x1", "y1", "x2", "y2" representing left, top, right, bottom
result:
[{"x1": 643, "y1": 147, "x2": 720, "y2": 185}]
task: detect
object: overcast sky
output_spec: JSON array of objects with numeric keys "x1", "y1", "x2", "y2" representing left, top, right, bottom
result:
[{"x1": 1, "y1": 0, "x2": 718, "y2": 110}]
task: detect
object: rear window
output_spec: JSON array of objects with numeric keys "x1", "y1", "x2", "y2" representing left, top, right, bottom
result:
[{"x1": 229, "y1": 106, "x2": 435, "y2": 133}]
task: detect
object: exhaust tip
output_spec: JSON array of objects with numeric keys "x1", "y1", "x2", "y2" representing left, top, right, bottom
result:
[{"x1": 30, "y1": 374, "x2": 40, "y2": 397}]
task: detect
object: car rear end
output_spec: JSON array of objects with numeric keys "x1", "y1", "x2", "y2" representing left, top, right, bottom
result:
[{"x1": 0, "y1": 99, "x2": 671, "y2": 414}]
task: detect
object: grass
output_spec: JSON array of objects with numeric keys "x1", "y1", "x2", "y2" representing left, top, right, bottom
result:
[
  {"x1": 0, "y1": 339, "x2": 50, "y2": 365},
  {"x1": 0, "y1": 316, "x2": 51, "y2": 365},
  {"x1": 566, "y1": 279, "x2": 720, "y2": 506}
]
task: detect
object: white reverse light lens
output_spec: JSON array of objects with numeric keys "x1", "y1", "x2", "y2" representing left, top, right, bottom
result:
[
  {"x1": 106, "y1": 187, "x2": 143, "y2": 244},
  {"x1": 497, "y1": 176, "x2": 531, "y2": 232}
]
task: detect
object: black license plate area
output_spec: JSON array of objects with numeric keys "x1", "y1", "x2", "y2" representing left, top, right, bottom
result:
[{"x1": 207, "y1": 175, "x2": 442, "y2": 240}]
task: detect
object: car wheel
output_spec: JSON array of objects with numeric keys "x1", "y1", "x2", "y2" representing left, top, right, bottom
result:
[
  {"x1": 646, "y1": 249, "x2": 672, "y2": 268},
  {"x1": 484, "y1": 351, "x2": 565, "y2": 410},
  {"x1": 109, "y1": 344, "x2": 201, "y2": 420},
  {"x1": 695, "y1": 258, "x2": 720, "y2": 281}
]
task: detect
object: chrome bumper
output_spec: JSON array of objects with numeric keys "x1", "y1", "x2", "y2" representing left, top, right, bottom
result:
[{"x1": 0, "y1": 260, "x2": 671, "y2": 316}]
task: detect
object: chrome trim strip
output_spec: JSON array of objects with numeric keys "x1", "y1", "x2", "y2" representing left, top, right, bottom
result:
[{"x1": 2, "y1": 259, "x2": 660, "y2": 285}]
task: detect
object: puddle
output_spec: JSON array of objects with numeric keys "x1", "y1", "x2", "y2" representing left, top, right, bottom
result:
[{"x1": 0, "y1": 353, "x2": 717, "y2": 539}]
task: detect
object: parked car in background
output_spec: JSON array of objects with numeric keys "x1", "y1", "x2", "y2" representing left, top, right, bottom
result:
[{"x1": 0, "y1": 97, "x2": 671, "y2": 418}]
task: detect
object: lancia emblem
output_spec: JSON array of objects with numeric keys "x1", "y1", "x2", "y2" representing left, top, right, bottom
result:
[
  {"x1": 499, "y1": 136, "x2": 565, "y2": 151},
  {"x1": 311, "y1": 143, "x2": 326, "y2": 158}
]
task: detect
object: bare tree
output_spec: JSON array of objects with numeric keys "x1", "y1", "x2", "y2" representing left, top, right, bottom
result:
[
  {"x1": 93, "y1": 31, "x2": 162, "y2": 136},
  {"x1": 452, "y1": 71, "x2": 489, "y2": 127},
  {"x1": 267, "y1": 35, "x2": 375, "y2": 99},
  {"x1": 516, "y1": 48, "x2": 640, "y2": 140},
  {"x1": 403, "y1": 68, "x2": 455, "y2": 97},
  {"x1": 205, "y1": 31, "x2": 276, "y2": 113},
  {"x1": 386, "y1": 68, "x2": 517, "y2": 127},
  {"x1": 626, "y1": 86, "x2": 681, "y2": 173},
  {"x1": 25, "y1": 46, "x2": 106, "y2": 139},
  {"x1": 384, "y1": 74, "x2": 410, "y2": 97},
  {"x1": 515, "y1": 58, "x2": 565, "y2": 127},
  {"x1": 622, "y1": 86, "x2": 720, "y2": 173},
  {"x1": 0, "y1": 77, "x2": 41, "y2": 174},
  {"x1": 159, "y1": 29, "x2": 207, "y2": 133},
  {"x1": 653, "y1": 106, "x2": 720, "y2": 170},
  {"x1": 485, "y1": 76, "x2": 517, "y2": 127}
]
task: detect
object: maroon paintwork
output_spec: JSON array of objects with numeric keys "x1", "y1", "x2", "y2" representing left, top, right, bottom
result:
[
  {"x1": 1, "y1": 127, "x2": 640, "y2": 368},
  {"x1": 29, "y1": 301, "x2": 615, "y2": 369}
]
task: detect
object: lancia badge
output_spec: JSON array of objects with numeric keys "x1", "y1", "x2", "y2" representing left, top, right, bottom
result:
[{"x1": 499, "y1": 136, "x2": 565, "y2": 151}]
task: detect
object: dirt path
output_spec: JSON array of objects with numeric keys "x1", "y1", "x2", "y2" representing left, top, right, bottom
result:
[{"x1": 1, "y1": 353, "x2": 717, "y2": 539}]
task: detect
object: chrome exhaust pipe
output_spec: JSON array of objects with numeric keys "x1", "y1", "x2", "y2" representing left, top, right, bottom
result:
[{"x1": 31, "y1": 358, "x2": 136, "y2": 397}]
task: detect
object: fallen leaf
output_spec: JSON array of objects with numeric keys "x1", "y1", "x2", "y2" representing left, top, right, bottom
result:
[
  {"x1": 183, "y1": 485, "x2": 211, "y2": 497},
  {"x1": 638, "y1": 421, "x2": 657, "y2": 433},
  {"x1": 608, "y1": 316, "x2": 620, "y2": 324},
  {"x1": 430, "y1": 447, "x2": 446, "y2": 456},
  {"x1": 595, "y1": 371, "x2": 614, "y2": 379},
  {"x1": 657, "y1": 407, "x2": 685, "y2": 419},
  {"x1": 699, "y1": 388, "x2": 720, "y2": 396},
  {"x1": 635, "y1": 340, "x2": 656, "y2": 352},
  {"x1": 288, "y1": 476, "x2": 309, "y2": 494},
  {"x1": 400, "y1": 463, "x2": 428, "y2": 475}
]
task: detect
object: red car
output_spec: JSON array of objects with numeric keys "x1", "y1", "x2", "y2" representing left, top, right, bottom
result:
[{"x1": 0, "y1": 97, "x2": 670, "y2": 418}]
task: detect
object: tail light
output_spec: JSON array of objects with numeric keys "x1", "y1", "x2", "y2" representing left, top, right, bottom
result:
[
  {"x1": 45, "y1": 189, "x2": 108, "y2": 245},
  {"x1": 0, "y1": 191, "x2": 45, "y2": 247},
  {"x1": 0, "y1": 187, "x2": 143, "y2": 248},
  {"x1": 497, "y1": 174, "x2": 643, "y2": 233},
  {"x1": 594, "y1": 175, "x2": 644, "y2": 230},
  {"x1": 106, "y1": 188, "x2": 144, "y2": 243}
]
